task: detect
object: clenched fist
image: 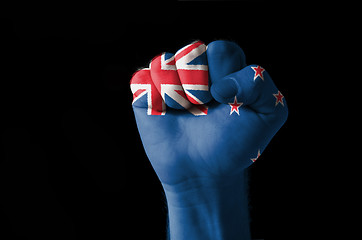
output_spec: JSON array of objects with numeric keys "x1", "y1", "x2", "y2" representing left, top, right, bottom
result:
[{"x1": 130, "y1": 40, "x2": 287, "y2": 240}]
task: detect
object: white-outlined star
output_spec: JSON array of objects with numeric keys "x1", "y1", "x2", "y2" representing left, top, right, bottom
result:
[
  {"x1": 228, "y1": 96, "x2": 243, "y2": 115},
  {"x1": 251, "y1": 65, "x2": 265, "y2": 81},
  {"x1": 273, "y1": 90, "x2": 285, "y2": 106}
]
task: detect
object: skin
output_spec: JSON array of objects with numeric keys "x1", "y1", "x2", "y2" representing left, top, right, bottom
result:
[{"x1": 131, "y1": 40, "x2": 288, "y2": 239}]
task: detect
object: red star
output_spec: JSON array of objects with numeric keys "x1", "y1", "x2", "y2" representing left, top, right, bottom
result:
[
  {"x1": 228, "y1": 96, "x2": 243, "y2": 115},
  {"x1": 251, "y1": 65, "x2": 265, "y2": 81},
  {"x1": 273, "y1": 90, "x2": 285, "y2": 106},
  {"x1": 251, "y1": 149, "x2": 261, "y2": 163}
]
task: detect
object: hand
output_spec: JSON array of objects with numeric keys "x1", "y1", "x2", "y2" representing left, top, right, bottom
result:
[
  {"x1": 131, "y1": 40, "x2": 287, "y2": 185},
  {"x1": 130, "y1": 40, "x2": 288, "y2": 240}
]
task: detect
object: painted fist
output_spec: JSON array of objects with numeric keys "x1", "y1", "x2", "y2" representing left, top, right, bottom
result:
[{"x1": 130, "y1": 40, "x2": 288, "y2": 186}]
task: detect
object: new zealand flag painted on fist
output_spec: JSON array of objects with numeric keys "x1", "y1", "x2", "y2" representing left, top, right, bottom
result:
[{"x1": 130, "y1": 40, "x2": 288, "y2": 186}]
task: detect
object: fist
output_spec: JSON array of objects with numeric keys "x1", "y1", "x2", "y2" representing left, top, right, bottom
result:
[{"x1": 130, "y1": 40, "x2": 288, "y2": 186}]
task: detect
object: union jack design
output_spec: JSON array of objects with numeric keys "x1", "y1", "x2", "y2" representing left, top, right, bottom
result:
[{"x1": 130, "y1": 41, "x2": 211, "y2": 116}]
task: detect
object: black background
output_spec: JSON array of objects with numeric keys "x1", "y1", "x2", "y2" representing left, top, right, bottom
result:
[{"x1": 1, "y1": 2, "x2": 324, "y2": 239}]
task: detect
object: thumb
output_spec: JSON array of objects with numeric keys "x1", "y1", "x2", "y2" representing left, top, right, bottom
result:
[
  {"x1": 207, "y1": 40, "x2": 246, "y2": 86},
  {"x1": 207, "y1": 40, "x2": 247, "y2": 104}
]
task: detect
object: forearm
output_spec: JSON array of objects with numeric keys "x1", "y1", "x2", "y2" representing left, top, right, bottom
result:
[{"x1": 162, "y1": 171, "x2": 251, "y2": 240}]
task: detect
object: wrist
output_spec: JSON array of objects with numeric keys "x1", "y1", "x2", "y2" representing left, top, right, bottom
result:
[{"x1": 162, "y1": 171, "x2": 251, "y2": 240}]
